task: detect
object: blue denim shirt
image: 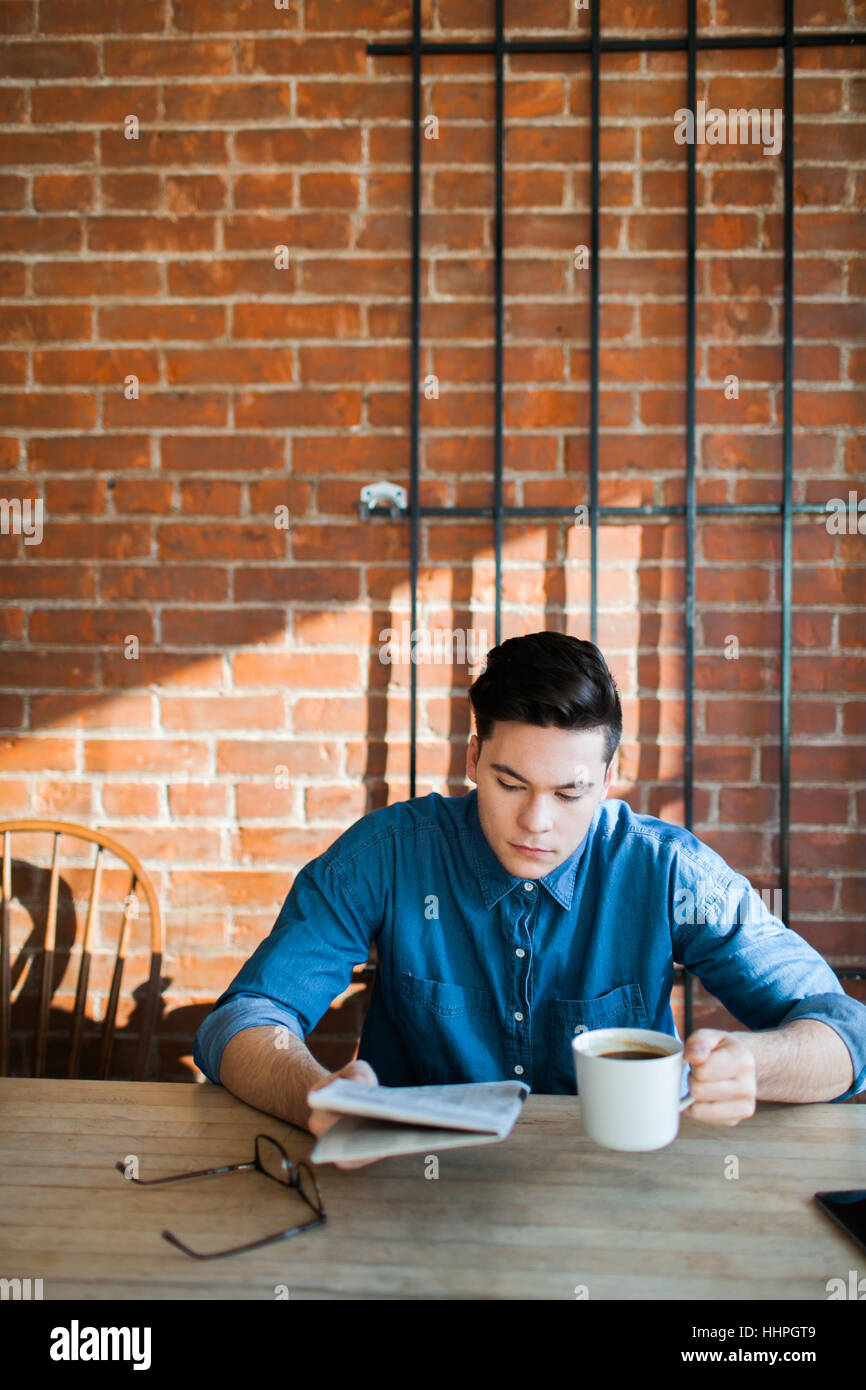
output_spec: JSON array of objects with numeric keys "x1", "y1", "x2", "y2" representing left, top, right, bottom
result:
[{"x1": 194, "y1": 790, "x2": 866, "y2": 1101}]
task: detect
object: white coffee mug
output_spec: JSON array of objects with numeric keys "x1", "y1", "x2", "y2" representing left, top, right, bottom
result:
[{"x1": 572, "y1": 1026, "x2": 696, "y2": 1152}]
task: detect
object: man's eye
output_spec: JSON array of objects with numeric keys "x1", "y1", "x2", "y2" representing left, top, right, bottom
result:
[{"x1": 496, "y1": 777, "x2": 581, "y2": 803}]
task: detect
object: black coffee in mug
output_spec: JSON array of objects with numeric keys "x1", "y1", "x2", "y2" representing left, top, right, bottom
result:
[{"x1": 598, "y1": 1047, "x2": 669, "y2": 1060}]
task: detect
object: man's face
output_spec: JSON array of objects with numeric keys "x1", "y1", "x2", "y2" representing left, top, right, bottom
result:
[{"x1": 466, "y1": 721, "x2": 614, "y2": 878}]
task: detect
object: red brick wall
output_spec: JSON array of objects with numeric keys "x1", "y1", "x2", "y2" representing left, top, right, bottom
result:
[{"x1": 0, "y1": 0, "x2": 863, "y2": 1081}]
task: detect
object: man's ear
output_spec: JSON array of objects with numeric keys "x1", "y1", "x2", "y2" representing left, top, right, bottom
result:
[
  {"x1": 466, "y1": 733, "x2": 479, "y2": 785},
  {"x1": 601, "y1": 757, "x2": 614, "y2": 798}
]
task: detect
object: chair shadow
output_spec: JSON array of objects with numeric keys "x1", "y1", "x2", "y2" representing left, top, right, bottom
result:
[{"x1": 4, "y1": 855, "x2": 209, "y2": 1080}]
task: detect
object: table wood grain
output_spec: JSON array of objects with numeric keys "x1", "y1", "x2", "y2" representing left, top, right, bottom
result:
[{"x1": 0, "y1": 1077, "x2": 863, "y2": 1300}]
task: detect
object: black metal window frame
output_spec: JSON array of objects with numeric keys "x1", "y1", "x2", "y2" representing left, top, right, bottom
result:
[{"x1": 366, "y1": 3, "x2": 866, "y2": 1028}]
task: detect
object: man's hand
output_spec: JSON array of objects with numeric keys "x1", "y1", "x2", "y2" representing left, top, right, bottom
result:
[
  {"x1": 307, "y1": 1058, "x2": 380, "y2": 1170},
  {"x1": 682, "y1": 1028, "x2": 757, "y2": 1126}
]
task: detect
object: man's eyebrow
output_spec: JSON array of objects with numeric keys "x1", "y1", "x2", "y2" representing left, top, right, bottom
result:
[{"x1": 489, "y1": 762, "x2": 595, "y2": 791}]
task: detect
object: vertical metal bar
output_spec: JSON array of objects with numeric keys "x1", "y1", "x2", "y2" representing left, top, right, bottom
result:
[
  {"x1": 683, "y1": 0, "x2": 698, "y2": 1037},
  {"x1": 589, "y1": 0, "x2": 600, "y2": 645},
  {"x1": 781, "y1": 0, "x2": 794, "y2": 923},
  {"x1": 494, "y1": 0, "x2": 505, "y2": 645},
  {"x1": 409, "y1": 0, "x2": 422, "y2": 799}
]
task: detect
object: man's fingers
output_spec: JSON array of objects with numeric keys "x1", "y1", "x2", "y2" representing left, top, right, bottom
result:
[
  {"x1": 688, "y1": 1044, "x2": 756, "y2": 1083},
  {"x1": 683, "y1": 1028, "x2": 728, "y2": 1059},
  {"x1": 688, "y1": 1076, "x2": 754, "y2": 1102},
  {"x1": 690, "y1": 1098, "x2": 755, "y2": 1126},
  {"x1": 342, "y1": 1062, "x2": 378, "y2": 1086},
  {"x1": 307, "y1": 1106, "x2": 338, "y2": 1134},
  {"x1": 307, "y1": 1061, "x2": 381, "y2": 1163}
]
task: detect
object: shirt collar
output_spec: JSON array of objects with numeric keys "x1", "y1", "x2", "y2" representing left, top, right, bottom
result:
[{"x1": 465, "y1": 787, "x2": 596, "y2": 911}]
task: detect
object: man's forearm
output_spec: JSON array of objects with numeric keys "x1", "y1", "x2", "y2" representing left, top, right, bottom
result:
[
  {"x1": 219, "y1": 1025, "x2": 330, "y2": 1131},
  {"x1": 735, "y1": 1018, "x2": 855, "y2": 1102}
]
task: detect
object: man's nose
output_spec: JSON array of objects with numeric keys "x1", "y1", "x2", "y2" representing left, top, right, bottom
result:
[{"x1": 516, "y1": 797, "x2": 553, "y2": 834}]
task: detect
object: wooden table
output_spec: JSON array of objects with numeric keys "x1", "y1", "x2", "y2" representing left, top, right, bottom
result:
[{"x1": 0, "y1": 1077, "x2": 863, "y2": 1300}]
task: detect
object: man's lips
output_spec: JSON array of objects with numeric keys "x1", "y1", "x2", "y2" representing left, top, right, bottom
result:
[{"x1": 510, "y1": 843, "x2": 553, "y2": 855}]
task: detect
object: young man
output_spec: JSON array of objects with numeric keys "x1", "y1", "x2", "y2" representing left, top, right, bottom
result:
[{"x1": 194, "y1": 632, "x2": 865, "y2": 1168}]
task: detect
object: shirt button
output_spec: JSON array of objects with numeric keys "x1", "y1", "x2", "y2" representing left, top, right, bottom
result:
[
  {"x1": 515, "y1": 948, "x2": 525, "y2": 958},
  {"x1": 514, "y1": 1064, "x2": 524, "y2": 1075},
  {"x1": 524, "y1": 882, "x2": 534, "y2": 891},
  {"x1": 514, "y1": 1011, "x2": 524, "y2": 1022},
  {"x1": 573, "y1": 1024, "x2": 589, "y2": 1035}
]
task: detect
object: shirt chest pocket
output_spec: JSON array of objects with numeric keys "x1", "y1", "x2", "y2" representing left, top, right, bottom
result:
[
  {"x1": 397, "y1": 971, "x2": 495, "y2": 1082},
  {"x1": 399, "y1": 971, "x2": 494, "y2": 1017},
  {"x1": 546, "y1": 982, "x2": 648, "y2": 1093}
]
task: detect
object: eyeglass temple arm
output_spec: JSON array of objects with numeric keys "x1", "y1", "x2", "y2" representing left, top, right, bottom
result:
[
  {"x1": 115, "y1": 1159, "x2": 256, "y2": 1185},
  {"x1": 161, "y1": 1211, "x2": 327, "y2": 1261}
]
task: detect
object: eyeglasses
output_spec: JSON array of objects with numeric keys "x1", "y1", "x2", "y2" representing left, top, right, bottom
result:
[{"x1": 115, "y1": 1133, "x2": 327, "y2": 1260}]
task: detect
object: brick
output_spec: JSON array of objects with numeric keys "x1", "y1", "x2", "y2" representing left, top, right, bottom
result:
[
  {"x1": 104, "y1": 40, "x2": 234, "y2": 76},
  {"x1": 232, "y1": 827, "x2": 336, "y2": 863},
  {"x1": 100, "y1": 566, "x2": 227, "y2": 603},
  {"x1": 305, "y1": 784, "x2": 367, "y2": 822},
  {"x1": 33, "y1": 779, "x2": 95, "y2": 817},
  {"x1": 161, "y1": 435, "x2": 285, "y2": 473},
  {"x1": 217, "y1": 739, "x2": 341, "y2": 777},
  {"x1": 0, "y1": 391, "x2": 96, "y2": 428},
  {"x1": 160, "y1": 607, "x2": 286, "y2": 648},
  {"x1": 167, "y1": 870, "x2": 292, "y2": 910},
  {"x1": 29, "y1": 608, "x2": 155, "y2": 645},
  {"x1": 157, "y1": 523, "x2": 284, "y2": 562},
  {"x1": 772, "y1": 745, "x2": 866, "y2": 782},
  {"x1": 84, "y1": 740, "x2": 210, "y2": 775},
  {"x1": 161, "y1": 695, "x2": 286, "y2": 731},
  {"x1": 100, "y1": 652, "x2": 224, "y2": 688},
  {"x1": 102, "y1": 783, "x2": 163, "y2": 816},
  {"x1": 102, "y1": 392, "x2": 227, "y2": 429},
  {"x1": 790, "y1": 831, "x2": 865, "y2": 874},
  {"x1": 790, "y1": 788, "x2": 850, "y2": 826},
  {"x1": 29, "y1": 693, "x2": 154, "y2": 729},
  {"x1": 842, "y1": 702, "x2": 866, "y2": 735},
  {"x1": 168, "y1": 783, "x2": 230, "y2": 817},
  {"x1": 231, "y1": 651, "x2": 360, "y2": 689},
  {"x1": 0, "y1": 737, "x2": 76, "y2": 770},
  {"x1": 0, "y1": 652, "x2": 97, "y2": 690},
  {"x1": 0, "y1": 696, "x2": 25, "y2": 729}
]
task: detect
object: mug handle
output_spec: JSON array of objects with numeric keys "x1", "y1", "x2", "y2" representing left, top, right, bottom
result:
[{"x1": 679, "y1": 1092, "x2": 696, "y2": 1112}]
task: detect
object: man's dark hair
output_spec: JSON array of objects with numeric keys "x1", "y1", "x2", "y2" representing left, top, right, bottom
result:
[{"x1": 469, "y1": 632, "x2": 623, "y2": 770}]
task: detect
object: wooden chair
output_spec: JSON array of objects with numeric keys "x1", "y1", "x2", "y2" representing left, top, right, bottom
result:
[{"x1": 0, "y1": 819, "x2": 163, "y2": 1081}]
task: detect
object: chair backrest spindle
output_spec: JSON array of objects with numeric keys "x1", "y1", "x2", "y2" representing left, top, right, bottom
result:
[
  {"x1": 98, "y1": 876, "x2": 138, "y2": 1081},
  {"x1": 35, "y1": 832, "x2": 62, "y2": 1079},
  {"x1": 68, "y1": 844, "x2": 103, "y2": 1081}
]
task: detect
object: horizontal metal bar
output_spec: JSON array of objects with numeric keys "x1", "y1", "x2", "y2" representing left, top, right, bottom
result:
[
  {"x1": 369, "y1": 503, "x2": 831, "y2": 519},
  {"x1": 368, "y1": 33, "x2": 866, "y2": 56}
]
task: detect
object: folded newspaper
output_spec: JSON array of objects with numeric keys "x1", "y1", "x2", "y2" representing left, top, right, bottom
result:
[{"x1": 307, "y1": 1079, "x2": 530, "y2": 1163}]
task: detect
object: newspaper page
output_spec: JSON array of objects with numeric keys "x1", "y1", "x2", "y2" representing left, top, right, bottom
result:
[
  {"x1": 307, "y1": 1079, "x2": 530, "y2": 1135},
  {"x1": 310, "y1": 1114, "x2": 509, "y2": 1164}
]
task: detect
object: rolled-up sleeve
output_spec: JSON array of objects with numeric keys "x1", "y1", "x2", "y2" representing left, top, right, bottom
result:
[
  {"x1": 193, "y1": 839, "x2": 382, "y2": 1086},
  {"x1": 193, "y1": 993, "x2": 304, "y2": 1085},
  {"x1": 671, "y1": 864, "x2": 866, "y2": 1102}
]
